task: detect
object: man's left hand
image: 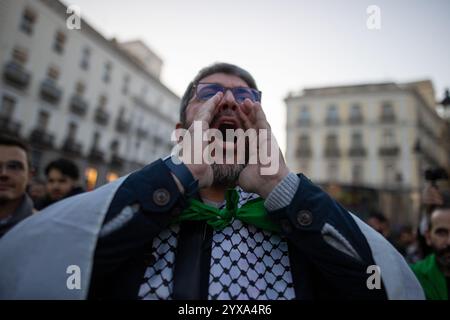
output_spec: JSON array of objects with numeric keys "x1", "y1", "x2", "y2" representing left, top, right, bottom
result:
[{"x1": 236, "y1": 99, "x2": 290, "y2": 199}]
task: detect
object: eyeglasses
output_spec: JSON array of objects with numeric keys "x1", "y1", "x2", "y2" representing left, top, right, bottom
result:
[
  {"x1": 0, "y1": 160, "x2": 26, "y2": 173},
  {"x1": 194, "y1": 83, "x2": 262, "y2": 104}
]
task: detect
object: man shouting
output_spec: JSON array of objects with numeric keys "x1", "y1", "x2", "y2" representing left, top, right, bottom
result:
[{"x1": 0, "y1": 63, "x2": 423, "y2": 300}]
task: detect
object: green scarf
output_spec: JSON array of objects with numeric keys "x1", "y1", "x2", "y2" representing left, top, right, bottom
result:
[
  {"x1": 173, "y1": 189, "x2": 280, "y2": 233},
  {"x1": 411, "y1": 254, "x2": 448, "y2": 300}
]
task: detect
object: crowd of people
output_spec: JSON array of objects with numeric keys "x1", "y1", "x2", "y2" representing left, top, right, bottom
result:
[
  {"x1": 365, "y1": 176, "x2": 450, "y2": 300},
  {"x1": 0, "y1": 134, "x2": 84, "y2": 238}
]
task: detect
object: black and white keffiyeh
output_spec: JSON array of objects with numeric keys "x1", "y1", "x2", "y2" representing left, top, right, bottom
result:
[{"x1": 138, "y1": 188, "x2": 295, "y2": 300}]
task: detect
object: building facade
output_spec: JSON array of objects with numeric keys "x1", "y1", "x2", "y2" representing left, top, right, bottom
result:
[
  {"x1": 0, "y1": 0, "x2": 180, "y2": 188},
  {"x1": 285, "y1": 80, "x2": 449, "y2": 226}
]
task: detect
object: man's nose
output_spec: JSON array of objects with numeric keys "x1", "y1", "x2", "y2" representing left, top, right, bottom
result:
[
  {"x1": 0, "y1": 166, "x2": 9, "y2": 176},
  {"x1": 0, "y1": 169, "x2": 9, "y2": 179},
  {"x1": 217, "y1": 89, "x2": 237, "y2": 112}
]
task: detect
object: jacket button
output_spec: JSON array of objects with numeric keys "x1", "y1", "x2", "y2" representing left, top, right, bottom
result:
[
  {"x1": 153, "y1": 188, "x2": 170, "y2": 206},
  {"x1": 296, "y1": 210, "x2": 313, "y2": 227},
  {"x1": 280, "y1": 219, "x2": 293, "y2": 233}
]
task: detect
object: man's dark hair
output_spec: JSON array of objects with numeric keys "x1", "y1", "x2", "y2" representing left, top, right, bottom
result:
[
  {"x1": 179, "y1": 62, "x2": 259, "y2": 125},
  {"x1": 45, "y1": 158, "x2": 80, "y2": 180},
  {"x1": 428, "y1": 190, "x2": 450, "y2": 230},
  {"x1": 368, "y1": 211, "x2": 388, "y2": 223},
  {"x1": 0, "y1": 134, "x2": 31, "y2": 165}
]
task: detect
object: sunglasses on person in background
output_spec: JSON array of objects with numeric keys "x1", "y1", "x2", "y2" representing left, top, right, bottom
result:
[{"x1": 194, "y1": 83, "x2": 262, "y2": 104}]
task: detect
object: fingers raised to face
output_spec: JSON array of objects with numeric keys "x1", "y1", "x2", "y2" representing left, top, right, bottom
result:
[{"x1": 189, "y1": 92, "x2": 223, "y2": 126}]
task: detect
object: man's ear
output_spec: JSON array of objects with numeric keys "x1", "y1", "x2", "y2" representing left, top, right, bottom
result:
[{"x1": 175, "y1": 122, "x2": 183, "y2": 130}]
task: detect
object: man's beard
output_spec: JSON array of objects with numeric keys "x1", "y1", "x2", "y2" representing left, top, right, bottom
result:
[
  {"x1": 211, "y1": 163, "x2": 245, "y2": 188},
  {"x1": 434, "y1": 245, "x2": 450, "y2": 268}
]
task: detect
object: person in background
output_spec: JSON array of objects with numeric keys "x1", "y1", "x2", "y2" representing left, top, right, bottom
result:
[
  {"x1": 417, "y1": 182, "x2": 446, "y2": 259},
  {"x1": 367, "y1": 212, "x2": 391, "y2": 239},
  {"x1": 34, "y1": 158, "x2": 84, "y2": 210},
  {"x1": 411, "y1": 191, "x2": 450, "y2": 300},
  {"x1": 395, "y1": 225, "x2": 420, "y2": 264},
  {"x1": 0, "y1": 134, "x2": 33, "y2": 239},
  {"x1": 27, "y1": 178, "x2": 46, "y2": 205}
]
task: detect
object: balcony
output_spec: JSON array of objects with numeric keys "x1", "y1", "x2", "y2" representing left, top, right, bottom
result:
[
  {"x1": 69, "y1": 95, "x2": 89, "y2": 116},
  {"x1": 94, "y1": 108, "x2": 110, "y2": 126},
  {"x1": 296, "y1": 147, "x2": 312, "y2": 158},
  {"x1": 379, "y1": 114, "x2": 396, "y2": 124},
  {"x1": 88, "y1": 147, "x2": 105, "y2": 162},
  {"x1": 348, "y1": 116, "x2": 364, "y2": 125},
  {"x1": 115, "y1": 118, "x2": 130, "y2": 134},
  {"x1": 3, "y1": 61, "x2": 31, "y2": 90},
  {"x1": 0, "y1": 116, "x2": 21, "y2": 136},
  {"x1": 29, "y1": 129, "x2": 54, "y2": 149},
  {"x1": 325, "y1": 118, "x2": 340, "y2": 126},
  {"x1": 378, "y1": 145, "x2": 400, "y2": 157},
  {"x1": 40, "y1": 79, "x2": 63, "y2": 105},
  {"x1": 324, "y1": 147, "x2": 341, "y2": 158},
  {"x1": 62, "y1": 138, "x2": 83, "y2": 156},
  {"x1": 348, "y1": 146, "x2": 367, "y2": 157}
]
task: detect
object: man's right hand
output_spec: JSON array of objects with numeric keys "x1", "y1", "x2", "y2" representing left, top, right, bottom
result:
[{"x1": 176, "y1": 92, "x2": 223, "y2": 189}]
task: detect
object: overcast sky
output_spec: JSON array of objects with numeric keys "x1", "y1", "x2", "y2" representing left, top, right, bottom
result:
[{"x1": 62, "y1": 0, "x2": 450, "y2": 151}]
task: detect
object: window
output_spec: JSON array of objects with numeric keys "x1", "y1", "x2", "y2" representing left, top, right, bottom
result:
[
  {"x1": 351, "y1": 132, "x2": 363, "y2": 147},
  {"x1": 326, "y1": 105, "x2": 340, "y2": 124},
  {"x1": 350, "y1": 104, "x2": 363, "y2": 122},
  {"x1": 47, "y1": 66, "x2": 60, "y2": 80},
  {"x1": 92, "y1": 132, "x2": 101, "y2": 149},
  {"x1": 122, "y1": 75, "x2": 130, "y2": 95},
  {"x1": 298, "y1": 106, "x2": 311, "y2": 125},
  {"x1": 326, "y1": 133, "x2": 338, "y2": 147},
  {"x1": 296, "y1": 134, "x2": 312, "y2": 157},
  {"x1": 103, "y1": 62, "x2": 112, "y2": 83},
  {"x1": 384, "y1": 163, "x2": 396, "y2": 185},
  {"x1": 36, "y1": 110, "x2": 50, "y2": 130},
  {"x1": 80, "y1": 47, "x2": 91, "y2": 70},
  {"x1": 67, "y1": 122, "x2": 78, "y2": 140},
  {"x1": 0, "y1": 95, "x2": 16, "y2": 119},
  {"x1": 98, "y1": 95, "x2": 107, "y2": 110},
  {"x1": 53, "y1": 31, "x2": 66, "y2": 54},
  {"x1": 75, "y1": 81, "x2": 85, "y2": 95},
  {"x1": 20, "y1": 8, "x2": 37, "y2": 35},
  {"x1": 300, "y1": 134, "x2": 310, "y2": 146},
  {"x1": 380, "y1": 101, "x2": 395, "y2": 121},
  {"x1": 12, "y1": 47, "x2": 28, "y2": 64},
  {"x1": 110, "y1": 140, "x2": 119, "y2": 154},
  {"x1": 382, "y1": 129, "x2": 395, "y2": 146}
]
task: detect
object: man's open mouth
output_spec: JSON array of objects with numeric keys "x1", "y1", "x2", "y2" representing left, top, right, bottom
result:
[{"x1": 212, "y1": 116, "x2": 240, "y2": 143}]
